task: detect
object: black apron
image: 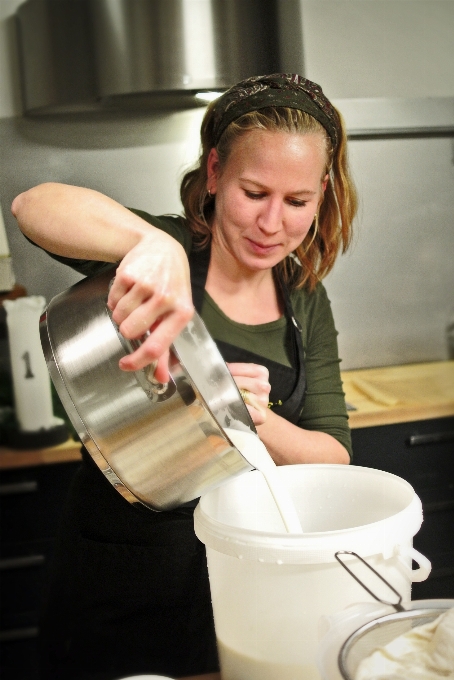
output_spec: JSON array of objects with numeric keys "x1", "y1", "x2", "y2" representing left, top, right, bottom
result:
[
  {"x1": 39, "y1": 245, "x2": 307, "y2": 680},
  {"x1": 189, "y1": 245, "x2": 307, "y2": 422}
]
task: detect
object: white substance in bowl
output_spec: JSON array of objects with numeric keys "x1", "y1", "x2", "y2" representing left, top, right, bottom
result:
[{"x1": 355, "y1": 607, "x2": 454, "y2": 679}]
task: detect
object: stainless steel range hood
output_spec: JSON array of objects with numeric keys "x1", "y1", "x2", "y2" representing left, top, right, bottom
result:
[{"x1": 15, "y1": 0, "x2": 305, "y2": 115}]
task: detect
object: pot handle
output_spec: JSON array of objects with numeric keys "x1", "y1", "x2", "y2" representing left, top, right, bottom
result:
[{"x1": 396, "y1": 545, "x2": 432, "y2": 583}]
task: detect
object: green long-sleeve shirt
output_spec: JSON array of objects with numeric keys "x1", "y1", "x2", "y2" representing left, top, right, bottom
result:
[{"x1": 43, "y1": 211, "x2": 352, "y2": 458}]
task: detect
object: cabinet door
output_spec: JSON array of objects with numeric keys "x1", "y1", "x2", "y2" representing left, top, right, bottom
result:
[
  {"x1": 0, "y1": 461, "x2": 81, "y2": 680},
  {"x1": 0, "y1": 462, "x2": 81, "y2": 545},
  {"x1": 351, "y1": 417, "x2": 454, "y2": 599}
]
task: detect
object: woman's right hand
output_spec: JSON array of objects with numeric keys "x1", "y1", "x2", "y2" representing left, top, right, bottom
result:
[
  {"x1": 107, "y1": 231, "x2": 194, "y2": 383},
  {"x1": 11, "y1": 183, "x2": 194, "y2": 383}
]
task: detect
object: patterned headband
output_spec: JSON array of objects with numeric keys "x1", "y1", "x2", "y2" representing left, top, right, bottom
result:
[{"x1": 211, "y1": 73, "x2": 340, "y2": 151}]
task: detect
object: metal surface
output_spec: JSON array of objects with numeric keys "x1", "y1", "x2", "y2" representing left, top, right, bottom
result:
[
  {"x1": 335, "y1": 551, "x2": 405, "y2": 612},
  {"x1": 332, "y1": 96, "x2": 454, "y2": 139},
  {"x1": 40, "y1": 265, "x2": 256, "y2": 511},
  {"x1": 334, "y1": 552, "x2": 453, "y2": 679},
  {"x1": 338, "y1": 603, "x2": 454, "y2": 680},
  {"x1": 15, "y1": 0, "x2": 303, "y2": 115}
]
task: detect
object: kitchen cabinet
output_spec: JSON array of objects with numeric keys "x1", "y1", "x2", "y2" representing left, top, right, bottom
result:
[
  {"x1": 351, "y1": 416, "x2": 454, "y2": 599},
  {"x1": 0, "y1": 444, "x2": 81, "y2": 680},
  {"x1": 342, "y1": 361, "x2": 454, "y2": 600}
]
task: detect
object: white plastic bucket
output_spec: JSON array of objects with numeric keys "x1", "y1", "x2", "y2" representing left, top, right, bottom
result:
[{"x1": 194, "y1": 465, "x2": 431, "y2": 680}]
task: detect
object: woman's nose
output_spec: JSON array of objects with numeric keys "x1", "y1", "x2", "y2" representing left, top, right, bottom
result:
[{"x1": 257, "y1": 199, "x2": 283, "y2": 234}]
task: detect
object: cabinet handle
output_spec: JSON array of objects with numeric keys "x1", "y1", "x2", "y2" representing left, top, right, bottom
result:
[
  {"x1": 0, "y1": 554, "x2": 45, "y2": 570},
  {"x1": 424, "y1": 499, "x2": 454, "y2": 513},
  {"x1": 407, "y1": 431, "x2": 454, "y2": 447},
  {"x1": 0, "y1": 481, "x2": 38, "y2": 496}
]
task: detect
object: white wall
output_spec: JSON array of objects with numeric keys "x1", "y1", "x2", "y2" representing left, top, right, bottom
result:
[
  {"x1": 0, "y1": 0, "x2": 23, "y2": 118},
  {"x1": 0, "y1": 108, "x2": 207, "y2": 301},
  {"x1": 301, "y1": 0, "x2": 454, "y2": 99},
  {"x1": 324, "y1": 134, "x2": 454, "y2": 367},
  {"x1": 1, "y1": 0, "x2": 453, "y2": 369},
  {"x1": 297, "y1": 1, "x2": 454, "y2": 368}
]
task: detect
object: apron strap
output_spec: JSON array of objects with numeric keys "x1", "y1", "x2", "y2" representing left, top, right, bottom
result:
[{"x1": 189, "y1": 246, "x2": 211, "y2": 315}]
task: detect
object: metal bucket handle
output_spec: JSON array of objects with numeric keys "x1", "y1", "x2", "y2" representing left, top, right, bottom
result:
[{"x1": 335, "y1": 550, "x2": 406, "y2": 612}]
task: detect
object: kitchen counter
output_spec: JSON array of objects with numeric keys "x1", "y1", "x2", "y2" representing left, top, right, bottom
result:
[
  {"x1": 0, "y1": 435, "x2": 82, "y2": 469},
  {"x1": 341, "y1": 360, "x2": 454, "y2": 429},
  {"x1": 0, "y1": 361, "x2": 452, "y2": 469}
]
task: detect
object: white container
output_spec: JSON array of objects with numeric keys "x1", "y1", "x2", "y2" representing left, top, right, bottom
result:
[
  {"x1": 317, "y1": 598, "x2": 454, "y2": 680},
  {"x1": 4, "y1": 296, "x2": 61, "y2": 432},
  {"x1": 194, "y1": 464, "x2": 431, "y2": 680}
]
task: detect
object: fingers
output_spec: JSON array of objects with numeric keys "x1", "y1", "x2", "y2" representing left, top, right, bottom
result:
[
  {"x1": 239, "y1": 388, "x2": 265, "y2": 414},
  {"x1": 226, "y1": 363, "x2": 269, "y2": 381},
  {"x1": 227, "y1": 363, "x2": 270, "y2": 400},
  {"x1": 118, "y1": 307, "x2": 193, "y2": 373},
  {"x1": 107, "y1": 271, "x2": 133, "y2": 313},
  {"x1": 114, "y1": 289, "x2": 193, "y2": 349},
  {"x1": 151, "y1": 352, "x2": 171, "y2": 385},
  {"x1": 241, "y1": 390, "x2": 270, "y2": 426},
  {"x1": 115, "y1": 307, "x2": 193, "y2": 374},
  {"x1": 106, "y1": 236, "x2": 194, "y2": 374},
  {"x1": 244, "y1": 401, "x2": 268, "y2": 427},
  {"x1": 108, "y1": 274, "x2": 186, "y2": 336},
  {"x1": 227, "y1": 363, "x2": 271, "y2": 426}
]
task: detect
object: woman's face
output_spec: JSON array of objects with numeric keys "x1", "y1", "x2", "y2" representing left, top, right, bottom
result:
[{"x1": 207, "y1": 129, "x2": 328, "y2": 274}]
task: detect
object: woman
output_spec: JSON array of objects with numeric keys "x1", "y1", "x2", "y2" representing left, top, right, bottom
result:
[{"x1": 12, "y1": 73, "x2": 357, "y2": 679}]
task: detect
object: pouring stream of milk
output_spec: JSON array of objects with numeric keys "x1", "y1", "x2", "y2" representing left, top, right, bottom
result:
[{"x1": 224, "y1": 428, "x2": 303, "y2": 533}]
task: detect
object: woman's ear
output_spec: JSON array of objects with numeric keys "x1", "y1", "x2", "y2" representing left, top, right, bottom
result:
[
  {"x1": 206, "y1": 148, "x2": 220, "y2": 194},
  {"x1": 321, "y1": 173, "x2": 329, "y2": 193}
]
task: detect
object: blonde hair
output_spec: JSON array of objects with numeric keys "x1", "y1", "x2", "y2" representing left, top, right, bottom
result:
[{"x1": 180, "y1": 104, "x2": 357, "y2": 291}]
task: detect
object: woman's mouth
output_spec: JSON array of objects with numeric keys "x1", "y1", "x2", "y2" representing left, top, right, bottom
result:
[{"x1": 246, "y1": 238, "x2": 281, "y2": 255}]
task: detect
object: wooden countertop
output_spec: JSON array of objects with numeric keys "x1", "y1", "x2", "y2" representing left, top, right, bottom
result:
[
  {"x1": 1, "y1": 362, "x2": 452, "y2": 469},
  {"x1": 342, "y1": 360, "x2": 454, "y2": 429},
  {"x1": 0, "y1": 436, "x2": 82, "y2": 470}
]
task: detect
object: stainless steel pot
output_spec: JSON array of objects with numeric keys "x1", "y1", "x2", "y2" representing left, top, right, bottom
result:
[{"x1": 40, "y1": 265, "x2": 256, "y2": 510}]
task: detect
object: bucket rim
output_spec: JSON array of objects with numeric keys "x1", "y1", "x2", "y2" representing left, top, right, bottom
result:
[{"x1": 194, "y1": 465, "x2": 422, "y2": 563}]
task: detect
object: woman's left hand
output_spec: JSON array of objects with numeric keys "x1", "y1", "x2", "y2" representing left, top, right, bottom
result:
[{"x1": 227, "y1": 363, "x2": 271, "y2": 426}]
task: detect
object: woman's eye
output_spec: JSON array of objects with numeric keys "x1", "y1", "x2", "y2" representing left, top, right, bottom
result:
[
  {"x1": 245, "y1": 191, "x2": 265, "y2": 200},
  {"x1": 243, "y1": 190, "x2": 306, "y2": 207},
  {"x1": 287, "y1": 198, "x2": 306, "y2": 207}
]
